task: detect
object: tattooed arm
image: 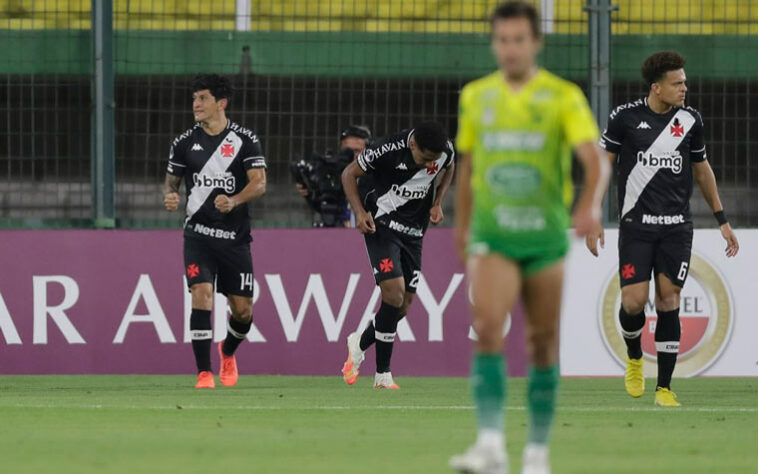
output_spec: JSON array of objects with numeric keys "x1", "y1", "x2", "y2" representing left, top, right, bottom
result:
[{"x1": 164, "y1": 174, "x2": 181, "y2": 211}]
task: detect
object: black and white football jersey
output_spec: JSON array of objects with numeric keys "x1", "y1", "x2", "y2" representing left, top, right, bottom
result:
[
  {"x1": 166, "y1": 120, "x2": 266, "y2": 244},
  {"x1": 600, "y1": 97, "x2": 706, "y2": 229},
  {"x1": 357, "y1": 129, "x2": 455, "y2": 238}
]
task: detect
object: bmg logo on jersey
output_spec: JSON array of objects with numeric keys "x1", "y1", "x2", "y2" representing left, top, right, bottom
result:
[
  {"x1": 636, "y1": 150, "x2": 683, "y2": 174},
  {"x1": 391, "y1": 183, "x2": 431, "y2": 200},
  {"x1": 192, "y1": 172, "x2": 236, "y2": 193}
]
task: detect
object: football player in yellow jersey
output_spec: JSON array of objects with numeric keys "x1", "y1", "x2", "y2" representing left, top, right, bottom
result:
[{"x1": 449, "y1": 3, "x2": 609, "y2": 474}]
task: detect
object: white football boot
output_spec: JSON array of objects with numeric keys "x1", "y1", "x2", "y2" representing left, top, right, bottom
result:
[
  {"x1": 521, "y1": 444, "x2": 550, "y2": 474},
  {"x1": 449, "y1": 431, "x2": 507, "y2": 474},
  {"x1": 373, "y1": 371, "x2": 400, "y2": 389}
]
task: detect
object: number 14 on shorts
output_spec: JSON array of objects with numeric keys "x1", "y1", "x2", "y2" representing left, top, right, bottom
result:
[{"x1": 240, "y1": 273, "x2": 253, "y2": 291}]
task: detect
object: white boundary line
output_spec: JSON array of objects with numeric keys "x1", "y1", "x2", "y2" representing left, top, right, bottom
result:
[{"x1": 5, "y1": 404, "x2": 757, "y2": 413}]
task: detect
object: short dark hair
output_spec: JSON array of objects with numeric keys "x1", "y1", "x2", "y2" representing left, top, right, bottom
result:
[
  {"x1": 413, "y1": 121, "x2": 448, "y2": 154},
  {"x1": 641, "y1": 51, "x2": 686, "y2": 88},
  {"x1": 340, "y1": 124, "x2": 372, "y2": 141},
  {"x1": 491, "y1": 1, "x2": 541, "y2": 38},
  {"x1": 191, "y1": 74, "x2": 233, "y2": 102}
]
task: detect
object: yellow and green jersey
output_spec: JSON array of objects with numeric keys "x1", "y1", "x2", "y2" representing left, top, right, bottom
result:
[{"x1": 457, "y1": 69, "x2": 599, "y2": 266}]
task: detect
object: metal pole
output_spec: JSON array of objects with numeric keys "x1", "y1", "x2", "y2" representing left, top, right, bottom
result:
[
  {"x1": 585, "y1": 0, "x2": 617, "y2": 225},
  {"x1": 91, "y1": 0, "x2": 115, "y2": 228}
]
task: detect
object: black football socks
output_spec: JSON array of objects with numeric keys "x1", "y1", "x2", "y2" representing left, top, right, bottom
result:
[
  {"x1": 619, "y1": 306, "x2": 645, "y2": 359},
  {"x1": 374, "y1": 302, "x2": 401, "y2": 373},
  {"x1": 190, "y1": 309, "x2": 212, "y2": 372},
  {"x1": 655, "y1": 308, "x2": 681, "y2": 389},
  {"x1": 222, "y1": 316, "x2": 252, "y2": 356}
]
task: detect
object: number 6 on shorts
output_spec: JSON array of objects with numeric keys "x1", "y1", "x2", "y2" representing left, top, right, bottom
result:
[{"x1": 677, "y1": 262, "x2": 689, "y2": 281}]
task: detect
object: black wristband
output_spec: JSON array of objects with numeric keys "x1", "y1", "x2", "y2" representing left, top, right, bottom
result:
[{"x1": 714, "y1": 210, "x2": 728, "y2": 226}]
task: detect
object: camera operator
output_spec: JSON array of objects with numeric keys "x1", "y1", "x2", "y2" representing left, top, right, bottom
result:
[{"x1": 291, "y1": 125, "x2": 372, "y2": 227}]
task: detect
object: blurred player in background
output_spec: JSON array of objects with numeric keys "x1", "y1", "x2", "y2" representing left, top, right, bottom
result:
[
  {"x1": 587, "y1": 51, "x2": 739, "y2": 406},
  {"x1": 164, "y1": 74, "x2": 267, "y2": 389},
  {"x1": 450, "y1": 2, "x2": 609, "y2": 473},
  {"x1": 341, "y1": 121, "x2": 455, "y2": 389}
]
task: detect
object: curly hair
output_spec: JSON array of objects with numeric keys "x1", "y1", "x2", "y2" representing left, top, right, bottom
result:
[
  {"x1": 641, "y1": 51, "x2": 686, "y2": 88},
  {"x1": 191, "y1": 74, "x2": 233, "y2": 102},
  {"x1": 413, "y1": 121, "x2": 448, "y2": 154}
]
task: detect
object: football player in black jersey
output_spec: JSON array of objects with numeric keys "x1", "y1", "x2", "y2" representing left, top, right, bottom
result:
[
  {"x1": 340, "y1": 121, "x2": 455, "y2": 389},
  {"x1": 164, "y1": 74, "x2": 267, "y2": 389},
  {"x1": 587, "y1": 51, "x2": 739, "y2": 406}
]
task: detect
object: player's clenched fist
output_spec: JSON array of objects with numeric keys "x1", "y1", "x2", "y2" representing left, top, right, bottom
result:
[
  {"x1": 214, "y1": 195, "x2": 237, "y2": 213},
  {"x1": 164, "y1": 192, "x2": 180, "y2": 211}
]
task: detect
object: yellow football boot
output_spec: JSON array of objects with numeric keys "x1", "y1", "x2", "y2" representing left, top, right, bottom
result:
[
  {"x1": 654, "y1": 387, "x2": 681, "y2": 407},
  {"x1": 624, "y1": 357, "x2": 645, "y2": 398}
]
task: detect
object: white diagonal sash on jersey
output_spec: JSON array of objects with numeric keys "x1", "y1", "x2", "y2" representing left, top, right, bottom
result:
[
  {"x1": 185, "y1": 131, "x2": 243, "y2": 223},
  {"x1": 621, "y1": 110, "x2": 695, "y2": 218},
  {"x1": 374, "y1": 154, "x2": 447, "y2": 219}
]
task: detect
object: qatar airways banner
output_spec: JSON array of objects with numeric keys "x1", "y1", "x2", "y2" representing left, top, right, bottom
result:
[
  {"x1": 1, "y1": 229, "x2": 756, "y2": 377},
  {"x1": 0, "y1": 229, "x2": 527, "y2": 376}
]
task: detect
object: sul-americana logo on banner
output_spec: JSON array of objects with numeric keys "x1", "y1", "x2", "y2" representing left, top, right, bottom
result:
[{"x1": 598, "y1": 252, "x2": 733, "y2": 377}]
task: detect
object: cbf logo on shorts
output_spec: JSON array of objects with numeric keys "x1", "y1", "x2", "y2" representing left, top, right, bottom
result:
[
  {"x1": 636, "y1": 150, "x2": 683, "y2": 174},
  {"x1": 192, "y1": 172, "x2": 236, "y2": 193},
  {"x1": 598, "y1": 253, "x2": 733, "y2": 377}
]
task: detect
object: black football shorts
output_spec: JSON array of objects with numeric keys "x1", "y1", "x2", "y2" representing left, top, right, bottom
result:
[
  {"x1": 363, "y1": 224, "x2": 423, "y2": 293},
  {"x1": 618, "y1": 222, "x2": 693, "y2": 288},
  {"x1": 183, "y1": 236, "x2": 254, "y2": 297}
]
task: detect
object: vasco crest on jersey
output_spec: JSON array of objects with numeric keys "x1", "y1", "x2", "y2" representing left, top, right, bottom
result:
[{"x1": 670, "y1": 117, "x2": 685, "y2": 137}]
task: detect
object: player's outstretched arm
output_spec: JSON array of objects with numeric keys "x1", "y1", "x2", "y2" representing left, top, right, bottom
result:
[
  {"x1": 692, "y1": 160, "x2": 739, "y2": 257},
  {"x1": 431, "y1": 161, "x2": 455, "y2": 225},
  {"x1": 573, "y1": 142, "x2": 610, "y2": 239},
  {"x1": 454, "y1": 154, "x2": 472, "y2": 263},
  {"x1": 163, "y1": 174, "x2": 181, "y2": 211},
  {"x1": 584, "y1": 151, "x2": 615, "y2": 256},
  {"x1": 341, "y1": 160, "x2": 375, "y2": 234},
  {"x1": 215, "y1": 168, "x2": 266, "y2": 213}
]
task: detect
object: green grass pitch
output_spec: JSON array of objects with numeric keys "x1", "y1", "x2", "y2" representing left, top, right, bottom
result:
[{"x1": 0, "y1": 376, "x2": 755, "y2": 473}]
